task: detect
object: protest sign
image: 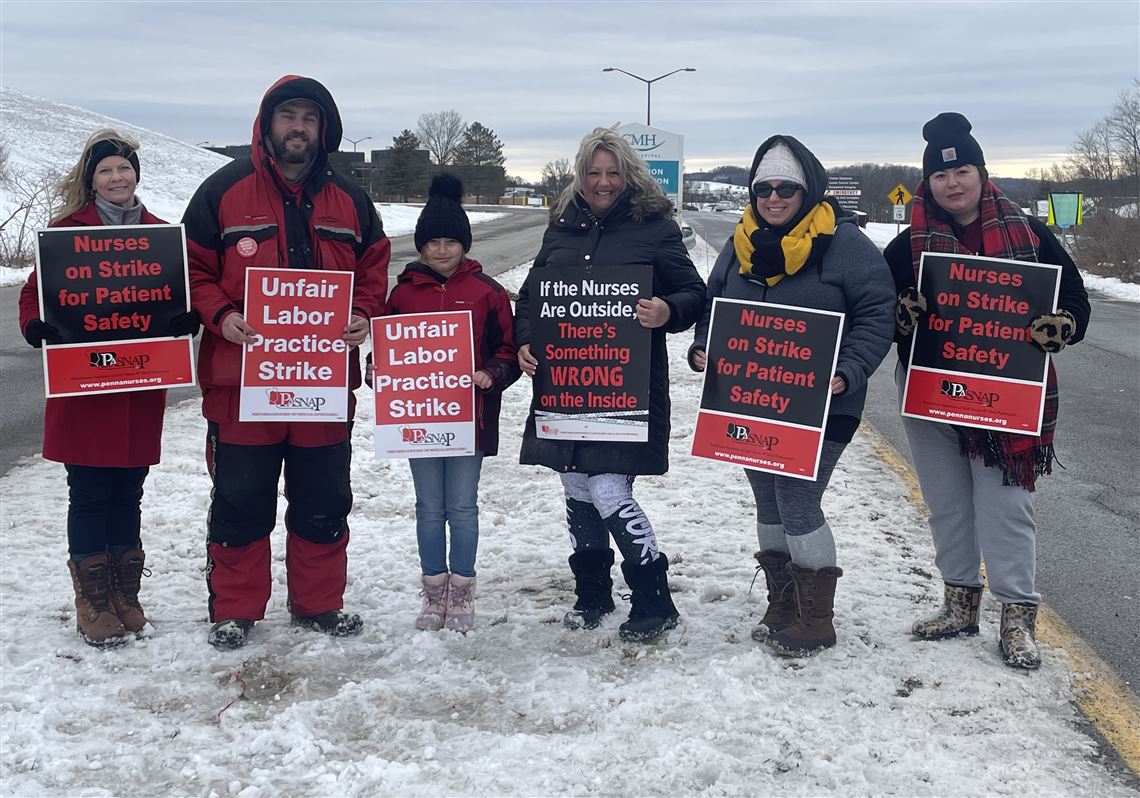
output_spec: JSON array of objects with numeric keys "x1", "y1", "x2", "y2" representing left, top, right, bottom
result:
[
  {"x1": 36, "y1": 224, "x2": 195, "y2": 397},
  {"x1": 692, "y1": 299, "x2": 843, "y2": 480},
  {"x1": 371, "y1": 311, "x2": 475, "y2": 459},
  {"x1": 526, "y1": 265, "x2": 652, "y2": 441},
  {"x1": 902, "y1": 253, "x2": 1060, "y2": 435},
  {"x1": 239, "y1": 267, "x2": 353, "y2": 422}
]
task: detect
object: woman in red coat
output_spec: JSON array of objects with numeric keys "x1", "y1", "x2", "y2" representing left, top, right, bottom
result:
[{"x1": 18, "y1": 129, "x2": 199, "y2": 647}]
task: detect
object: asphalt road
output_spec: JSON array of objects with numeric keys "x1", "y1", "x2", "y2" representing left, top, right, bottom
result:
[
  {"x1": 685, "y1": 210, "x2": 1140, "y2": 690},
  {"x1": 0, "y1": 206, "x2": 549, "y2": 476}
]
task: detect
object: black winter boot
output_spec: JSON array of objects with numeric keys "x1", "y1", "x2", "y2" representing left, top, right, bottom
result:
[
  {"x1": 564, "y1": 549, "x2": 616, "y2": 629},
  {"x1": 619, "y1": 557, "x2": 680, "y2": 642}
]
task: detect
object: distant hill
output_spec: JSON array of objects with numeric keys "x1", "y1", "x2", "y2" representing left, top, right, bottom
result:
[{"x1": 0, "y1": 86, "x2": 230, "y2": 225}]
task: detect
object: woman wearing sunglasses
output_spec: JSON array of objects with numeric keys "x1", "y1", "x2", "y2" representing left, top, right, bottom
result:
[{"x1": 689, "y1": 135, "x2": 894, "y2": 656}]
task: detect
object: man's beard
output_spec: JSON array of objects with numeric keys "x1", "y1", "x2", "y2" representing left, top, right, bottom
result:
[{"x1": 272, "y1": 132, "x2": 317, "y2": 165}]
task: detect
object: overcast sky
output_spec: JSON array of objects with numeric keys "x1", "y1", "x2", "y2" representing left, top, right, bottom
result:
[{"x1": 2, "y1": 1, "x2": 1137, "y2": 181}]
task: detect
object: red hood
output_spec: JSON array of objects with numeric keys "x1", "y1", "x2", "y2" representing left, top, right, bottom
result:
[{"x1": 251, "y1": 75, "x2": 343, "y2": 177}]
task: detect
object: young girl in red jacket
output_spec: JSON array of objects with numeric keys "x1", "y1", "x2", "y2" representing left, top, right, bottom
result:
[
  {"x1": 17, "y1": 129, "x2": 199, "y2": 647},
  {"x1": 382, "y1": 174, "x2": 520, "y2": 631}
]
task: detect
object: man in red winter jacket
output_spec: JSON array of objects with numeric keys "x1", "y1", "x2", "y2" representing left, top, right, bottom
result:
[{"x1": 183, "y1": 75, "x2": 390, "y2": 650}]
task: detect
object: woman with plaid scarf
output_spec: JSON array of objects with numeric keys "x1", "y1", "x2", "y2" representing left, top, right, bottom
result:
[{"x1": 884, "y1": 112, "x2": 1091, "y2": 670}]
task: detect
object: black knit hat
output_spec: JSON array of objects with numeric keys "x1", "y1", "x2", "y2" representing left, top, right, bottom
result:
[
  {"x1": 414, "y1": 174, "x2": 472, "y2": 252},
  {"x1": 922, "y1": 112, "x2": 985, "y2": 178},
  {"x1": 84, "y1": 139, "x2": 140, "y2": 191}
]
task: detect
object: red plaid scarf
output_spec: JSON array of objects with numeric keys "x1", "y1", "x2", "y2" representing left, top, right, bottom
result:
[{"x1": 910, "y1": 180, "x2": 1057, "y2": 491}]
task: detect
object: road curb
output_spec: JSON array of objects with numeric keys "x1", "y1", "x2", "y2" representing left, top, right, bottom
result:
[{"x1": 864, "y1": 423, "x2": 1140, "y2": 777}]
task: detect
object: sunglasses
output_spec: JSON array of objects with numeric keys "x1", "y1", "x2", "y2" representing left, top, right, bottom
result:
[{"x1": 754, "y1": 183, "x2": 803, "y2": 198}]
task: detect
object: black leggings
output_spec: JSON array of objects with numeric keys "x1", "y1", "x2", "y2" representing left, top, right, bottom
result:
[{"x1": 64, "y1": 464, "x2": 149, "y2": 559}]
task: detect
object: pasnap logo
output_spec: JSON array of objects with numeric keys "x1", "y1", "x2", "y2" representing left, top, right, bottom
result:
[
  {"x1": 400, "y1": 427, "x2": 456, "y2": 446},
  {"x1": 267, "y1": 389, "x2": 327, "y2": 411},
  {"x1": 89, "y1": 351, "x2": 150, "y2": 370},
  {"x1": 940, "y1": 380, "x2": 1000, "y2": 407},
  {"x1": 726, "y1": 422, "x2": 779, "y2": 450}
]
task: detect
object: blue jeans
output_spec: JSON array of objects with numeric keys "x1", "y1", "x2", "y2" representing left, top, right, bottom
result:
[{"x1": 408, "y1": 453, "x2": 484, "y2": 577}]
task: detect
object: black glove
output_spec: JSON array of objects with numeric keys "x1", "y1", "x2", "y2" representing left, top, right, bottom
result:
[
  {"x1": 364, "y1": 351, "x2": 374, "y2": 388},
  {"x1": 23, "y1": 319, "x2": 61, "y2": 348},
  {"x1": 168, "y1": 310, "x2": 201, "y2": 337},
  {"x1": 1029, "y1": 309, "x2": 1076, "y2": 353},
  {"x1": 895, "y1": 287, "x2": 928, "y2": 337}
]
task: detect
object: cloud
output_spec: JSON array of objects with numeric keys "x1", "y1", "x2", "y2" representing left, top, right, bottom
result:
[{"x1": 2, "y1": 1, "x2": 1136, "y2": 179}]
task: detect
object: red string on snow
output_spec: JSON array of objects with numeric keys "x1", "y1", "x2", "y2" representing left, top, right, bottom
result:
[{"x1": 216, "y1": 670, "x2": 247, "y2": 724}]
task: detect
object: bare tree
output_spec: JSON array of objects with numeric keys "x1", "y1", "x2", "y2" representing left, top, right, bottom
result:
[
  {"x1": 1069, "y1": 121, "x2": 1117, "y2": 189},
  {"x1": 541, "y1": 158, "x2": 573, "y2": 199},
  {"x1": 0, "y1": 168, "x2": 62, "y2": 269},
  {"x1": 1107, "y1": 80, "x2": 1140, "y2": 181},
  {"x1": 415, "y1": 110, "x2": 466, "y2": 166}
]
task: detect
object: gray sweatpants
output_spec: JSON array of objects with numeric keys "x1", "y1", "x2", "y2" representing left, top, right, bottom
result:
[{"x1": 895, "y1": 362, "x2": 1039, "y2": 604}]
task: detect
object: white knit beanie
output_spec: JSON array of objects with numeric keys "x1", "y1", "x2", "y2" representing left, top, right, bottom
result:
[{"x1": 751, "y1": 141, "x2": 806, "y2": 187}]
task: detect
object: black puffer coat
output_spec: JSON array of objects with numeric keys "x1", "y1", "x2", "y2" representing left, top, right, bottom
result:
[{"x1": 513, "y1": 188, "x2": 706, "y2": 475}]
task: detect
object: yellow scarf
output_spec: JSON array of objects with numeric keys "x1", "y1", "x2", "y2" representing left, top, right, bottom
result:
[{"x1": 733, "y1": 201, "x2": 837, "y2": 286}]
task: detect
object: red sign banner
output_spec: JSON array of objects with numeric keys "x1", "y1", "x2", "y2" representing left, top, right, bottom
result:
[
  {"x1": 691, "y1": 298, "x2": 843, "y2": 480},
  {"x1": 239, "y1": 267, "x2": 353, "y2": 422},
  {"x1": 902, "y1": 253, "x2": 1060, "y2": 435},
  {"x1": 35, "y1": 224, "x2": 195, "y2": 397},
  {"x1": 371, "y1": 311, "x2": 476, "y2": 459}
]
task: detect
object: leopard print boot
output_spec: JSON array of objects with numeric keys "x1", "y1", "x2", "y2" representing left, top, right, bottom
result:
[
  {"x1": 912, "y1": 583, "x2": 982, "y2": 640},
  {"x1": 999, "y1": 603, "x2": 1041, "y2": 670}
]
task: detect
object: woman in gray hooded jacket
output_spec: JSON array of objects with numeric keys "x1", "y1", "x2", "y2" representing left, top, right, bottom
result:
[{"x1": 689, "y1": 134, "x2": 894, "y2": 656}]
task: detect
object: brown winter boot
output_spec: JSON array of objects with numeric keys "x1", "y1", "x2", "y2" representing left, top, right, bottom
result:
[
  {"x1": 750, "y1": 550, "x2": 795, "y2": 642},
  {"x1": 766, "y1": 564, "x2": 843, "y2": 656},
  {"x1": 68, "y1": 554, "x2": 128, "y2": 648},
  {"x1": 912, "y1": 582, "x2": 982, "y2": 640},
  {"x1": 999, "y1": 603, "x2": 1041, "y2": 670},
  {"x1": 110, "y1": 548, "x2": 149, "y2": 634}
]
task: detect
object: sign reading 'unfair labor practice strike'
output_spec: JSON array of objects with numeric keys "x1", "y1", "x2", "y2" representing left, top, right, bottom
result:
[
  {"x1": 692, "y1": 299, "x2": 843, "y2": 480},
  {"x1": 35, "y1": 224, "x2": 195, "y2": 398},
  {"x1": 371, "y1": 311, "x2": 475, "y2": 459},
  {"x1": 527, "y1": 266, "x2": 652, "y2": 442},
  {"x1": 239, "y1": 267, "x2": 353, "y2": 422},
  {"x1": 902, "y1": 253, "x2": 1060, "y2": 435}
]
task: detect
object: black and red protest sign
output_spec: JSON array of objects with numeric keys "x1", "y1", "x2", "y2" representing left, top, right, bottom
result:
[
  {"x1": 526, "y1": 265, "x2": 651, "y2": 441},
  {"x1": 35, "y1": 224, "x2": 195, "y2": 397},
  {"x1": 692, "y1": 298, "x2": 843, "y2": 480},
  {"x1": 239, "y1": 267, "x2": 353, "y2": 422},
  {"x1": 902, "y1": 253, "x2": 1060, "y2": 435}
]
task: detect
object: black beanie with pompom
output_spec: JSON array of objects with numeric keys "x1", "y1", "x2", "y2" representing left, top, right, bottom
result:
[{"x1": 414, "y1": 173, "x2": 472, "y2": 252}]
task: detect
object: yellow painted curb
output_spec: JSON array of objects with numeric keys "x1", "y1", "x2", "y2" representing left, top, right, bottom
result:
[{"x1": 863, "y1": 424, "x2": 1140, "y2": 777}]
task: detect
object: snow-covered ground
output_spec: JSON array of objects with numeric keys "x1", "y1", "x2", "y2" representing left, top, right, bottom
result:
[{"x1": 0, "y1": 235, "x2": 1132, "y2": 796}]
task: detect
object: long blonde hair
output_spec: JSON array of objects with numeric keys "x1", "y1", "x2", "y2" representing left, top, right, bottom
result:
[
  {"x1": 553, "y1": 126, "x2": 665, "y2": 218},
  {"x1": 51, "y1": 128, "x2": 140, "y2": 223}
]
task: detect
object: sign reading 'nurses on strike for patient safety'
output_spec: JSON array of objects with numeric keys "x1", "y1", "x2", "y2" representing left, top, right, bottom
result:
[
  {"x1": 35, "y1": 224, "x2": 196, "y2": 398},
  {"x1": 239, "y1": 267, "x2": 353, "y2": 422},
  {"x1": 692, "y1": 298, "x2": 843, "y2": 480},
  {"x1": 371, "y1": 311, "x2": 476, "y2": 459},
  {"x1": 902, "y1": 253, "x2": 1060, "y2": 435}
]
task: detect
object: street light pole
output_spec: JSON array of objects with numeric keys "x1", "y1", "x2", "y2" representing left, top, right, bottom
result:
[
  {"x1": 344, "y1": 135, "x2": 372, "y2": 153},
  {"x1": 602, "y1": 67, "x2": 696, "y2": 126}
]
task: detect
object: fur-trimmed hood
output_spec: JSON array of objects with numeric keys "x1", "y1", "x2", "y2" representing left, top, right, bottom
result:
[{"x1": 551, "y1": 186, "x2": 673, "y2": 226}]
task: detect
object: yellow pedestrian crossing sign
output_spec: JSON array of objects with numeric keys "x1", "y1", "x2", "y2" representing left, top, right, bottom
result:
[{"x1": 888, "y1": 183, "x2": 913, "y2": 206}]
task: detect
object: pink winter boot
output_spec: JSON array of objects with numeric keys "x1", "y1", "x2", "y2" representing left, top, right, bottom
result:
[
  {"x1": 444, "y1": 574, "x2": 476, "y2": 632},
  {"x1": 416, "y1": 573, "x2": 450, "y2": 631}
]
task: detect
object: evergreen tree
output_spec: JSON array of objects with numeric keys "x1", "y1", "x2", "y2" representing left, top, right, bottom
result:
[
  {"x1": 381, "y1": 129, "x2": 427, "y2": 202},
  {"x1": 454, "y1": 122, "x2": 506, "y2": 203}
]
